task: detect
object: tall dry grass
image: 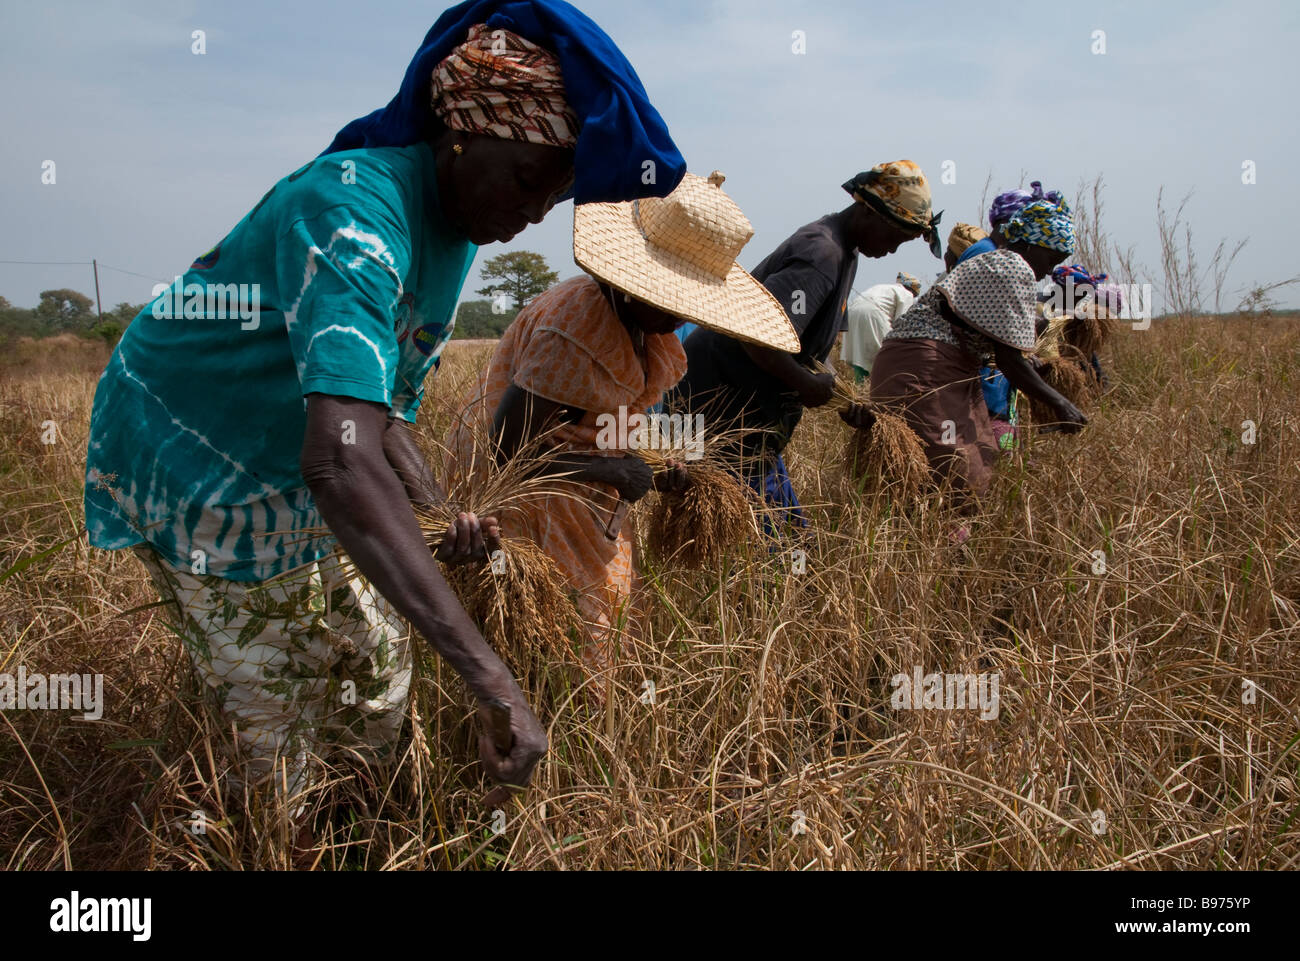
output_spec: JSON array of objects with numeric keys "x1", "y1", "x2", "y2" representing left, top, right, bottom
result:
[{"x1": 2, "y1": 316, "x2": 1298, "y2": 870}]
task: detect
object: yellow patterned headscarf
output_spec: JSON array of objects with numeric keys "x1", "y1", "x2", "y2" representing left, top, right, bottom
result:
[
  {"x1": 430, "y1": 24, "x2": 579, "y2": 149},
  {"x1": 947, "y1": 222, "x2": 988, "y2": 259},
  {"x1": 895, "y1": 271, "x2": 922, "y2": 296},
  {"x1": 842, "y1": 160, "x2": 943, "y2": 258}
]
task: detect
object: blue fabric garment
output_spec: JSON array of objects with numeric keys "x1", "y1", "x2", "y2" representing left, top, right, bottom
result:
[
  {"x1": 322, "y1": 0, "x2": 685, "y2": 206},
  {"x1": 85, "y1": 144, "x2": 474, "y2": 582},
  {"x1": 1089, "y1": 352, "x2": 1108, "y2": 391},
  {"x1": 957, "y1": 237, "x2": 996, "y2": 265},
  {"x1": 745, "y1": 455, "x2": 807, "y2": 538},
  {"x1": 980, "y1": 365, "x2": 1012, "y2": 420}
]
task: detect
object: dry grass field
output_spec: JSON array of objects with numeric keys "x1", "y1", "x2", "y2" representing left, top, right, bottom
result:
[{"x1": 2, "y1": 316, "x2": 1298, "y2": 870}]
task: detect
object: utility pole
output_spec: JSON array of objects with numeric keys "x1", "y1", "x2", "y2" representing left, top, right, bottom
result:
[{"x1": 92, "y1": 259, "x2": 103, "y2": 318}]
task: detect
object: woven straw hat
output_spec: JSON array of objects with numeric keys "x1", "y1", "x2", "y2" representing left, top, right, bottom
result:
[{"x1": 573, "y1": 171, "x2": 800, "y2": 353}]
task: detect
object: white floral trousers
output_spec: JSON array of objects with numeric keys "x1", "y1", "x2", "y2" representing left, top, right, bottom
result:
[{"x1": 134, "y1": 546, "x2": 413, "y2": 804}]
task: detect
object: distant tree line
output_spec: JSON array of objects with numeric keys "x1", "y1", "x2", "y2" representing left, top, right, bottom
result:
[
  {"x1": 2, "y1": 290, "x2": 532, "y2": 346},
  {"x1": 452, "y1": 299, "x2": 518, "y2": 339},
  {"x1": 2, "y1": 251, "x2": 563, "y2": 347},
  {"x1": 1, "y1": 289, "x2": 142, "y2": 346}
]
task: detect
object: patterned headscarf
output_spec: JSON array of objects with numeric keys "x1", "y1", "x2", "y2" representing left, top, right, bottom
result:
[
  {"x1": 947, "y1": 222, "x2": 988, "y2": 259},
  {"x1": 935, "y1": 249, "x2": 1039, "y2": 351},
  {"x1": 430, "y1": 24, "x2": 579, "y2": 148},
  {"x1": 988, "y1": 181, "x2": 1064, "y2": 227},
  {"x1": 1052, "y1": 264, "x2": 1107, "y2": 289},
  {"x1": 1004, "y1": 197, "x2": 1076, "y2": 255},
  {"x1": 842, "y1": 160, "x2": 944, "y2": 258},
  {"x1": 896, "y1": 271, "x2": 922, "y2": 296}
]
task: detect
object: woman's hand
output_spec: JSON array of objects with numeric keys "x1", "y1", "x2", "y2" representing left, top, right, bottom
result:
[
  {"x1": 995, "y1": 342, "x2": 1087, "y2": 435},
  {"x1": 653, "y1": 459, "x2": 691, "y2": 493},
  {"x1": 433, "y1": 512, "x2": 501, "y2": 564},
  {"x1": 798, "y1": 371, "x2": 836, "y2": 409},
  {"x1": 838, "y1": 402, "x2": 877, "y2": 432},
  {"x1": 477, "y1": 688, "x2": 548, "y2": 791},
  {"x1": 301, "y1": 395, "x2": 532, "y2": 782},
  {"x1": 1054, "y1": 399, "x2": 1088, "y2": 433},
  {"x1": 609, "y1": 455, "x2": 655, "y2": 502}
]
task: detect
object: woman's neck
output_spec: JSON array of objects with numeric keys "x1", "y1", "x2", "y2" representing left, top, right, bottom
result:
[{"x1": 598, "y1": 281, "x2": 646, "y2": 358}]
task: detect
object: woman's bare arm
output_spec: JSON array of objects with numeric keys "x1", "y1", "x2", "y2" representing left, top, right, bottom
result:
[
  {"x1": 936, "y1": 295, "x2": 1087, "y2": 432},
  {"x1": 383, "y1": 417, "x2": 446, "y2": 510},
  {"x1": 491, "y1": 383, "x2": 653, "y2": 501},
  {"x1": 300, "y1": 393, "x2": 545, "y2": 786},
  {"x1": 994, "y1": 343, "x2": 1087, "y2": 432}
]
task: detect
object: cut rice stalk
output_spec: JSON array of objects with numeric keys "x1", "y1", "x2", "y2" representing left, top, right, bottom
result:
[
  {"x1": 265, "y1": 422, "x2": 594, "y2": 670},
  {"x1": 1028, "y1": 350, "x2": 1099, "y2": 427},
  {"x1": 443, "y1": 535, "x2": 584, "y2": 674},
  {"x1": 843, "y1": 408, "x2": 930, "y2": 500},
  {"x1": 1066, "y1": 305, "x2": 1118, "y2": 358},
  {"x1": 644, "y1": 462, "x2": 759, "y2": 569},
  {"x1": 810, "y1": 358, "x2": 866, "y2": 412},
  {"x1": 810, "y1": 360, "x2": 930, "y2": 499}
]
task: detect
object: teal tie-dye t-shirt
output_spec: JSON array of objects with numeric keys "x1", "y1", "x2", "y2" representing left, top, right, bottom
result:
[{"x1": 84, "y1": 143, "x2": 475, "y2": 581}]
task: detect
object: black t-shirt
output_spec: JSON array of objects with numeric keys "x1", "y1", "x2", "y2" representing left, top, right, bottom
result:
[{"x1": 667, "y1": 214, "x2": 858, "y2": 464}]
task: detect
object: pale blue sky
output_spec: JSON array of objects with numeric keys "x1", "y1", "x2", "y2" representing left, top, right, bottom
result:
[{"x1": 2, "y1": 0, "x2": 1296, "y2": 313}]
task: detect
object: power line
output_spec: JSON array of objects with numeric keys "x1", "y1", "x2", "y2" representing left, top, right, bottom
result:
[
  {"x1": 96, "y1": 262, "x2": 171, "y2": 283},
  {"x1": 0, "y1": 259, "x2": 92, "y2": 266},
  {"x1": 0, "y1": 258, "x2": 170, "y2": 284}
]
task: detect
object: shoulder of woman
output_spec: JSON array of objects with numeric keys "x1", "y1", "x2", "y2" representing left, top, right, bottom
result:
[
  {"x1": 643, "y1": 329, "x2": 688, "y2": 392},
  {"x1": 940, "y1": 250, "x2": 1036, "y2": 301},
  {"x1": 948, "y1": 247, "x2": 1030, "y2": 278},
  {"x1": 525, "y1": 276, "x2": 622, "y2": 346},
  {"x1": 515, "y1": 277, "x2": 647, "y2": 390},
  {"x1": 278, "y1": 149, "x2": 413, "y2": 219},
  {"x1": 935, "y1": 253, "x2": 1038, "y2": 350}
]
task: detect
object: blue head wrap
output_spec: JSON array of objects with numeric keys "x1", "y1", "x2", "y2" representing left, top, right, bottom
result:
[{"x1": 321, "y1": 0, "x2": 686, "y2": 206}]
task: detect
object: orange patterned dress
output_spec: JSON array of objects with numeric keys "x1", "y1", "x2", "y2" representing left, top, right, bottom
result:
[{"x1": 449, "y1": 276, "x2": 687, "y2": 674}]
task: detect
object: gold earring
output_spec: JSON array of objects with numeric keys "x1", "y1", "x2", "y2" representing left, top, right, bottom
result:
[{"x1": 452, "y1": 143, "x2": 464, "y2": 155}]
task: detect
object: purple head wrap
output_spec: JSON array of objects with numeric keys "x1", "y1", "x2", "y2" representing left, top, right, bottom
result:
[{"x1": 989, "y1": 180, "x2": 1064, "y2": 227}]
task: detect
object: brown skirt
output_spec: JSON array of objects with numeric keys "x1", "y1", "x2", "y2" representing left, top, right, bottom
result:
[{"x1": 869, "y1": 338, "x2": 997, "y2": 497}]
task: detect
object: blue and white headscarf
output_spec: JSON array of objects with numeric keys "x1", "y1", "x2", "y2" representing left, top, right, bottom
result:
[{"x1": 1004, "y1": 198, "x2": 1076, "y2": 255}]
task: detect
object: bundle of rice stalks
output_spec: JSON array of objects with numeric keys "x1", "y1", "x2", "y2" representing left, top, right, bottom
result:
[
  {"x1": 268, "y1": 415, "x2": 591, "y2": 675},
  {"x1": 811, "y1": 360, "x2": 929, "y2": 498},
  {"x1": 410, "y1": 421, "x2": 591, "y2": 670},
  {"x1": 599, "y1": 394, "x2": 763, "y2": 568},
  {"x1": 643, "y1": 457, "x2": 759, "y2": 569},
  {"x1": 1028, "y1": 350, "x2": 1100, "y2": 427},
  {"x1": 441, "y1": 533, "x2": 584, "y2": 675},
  {"x1": 1065, "y1": 305, "x2": 1118, "y2": 358},
  {"x1": 812, "y1": 358, "x2": 867, "y2": 413},
  {"x1": 843, "y1": 408, "x2": 930, "y2": 500}
]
